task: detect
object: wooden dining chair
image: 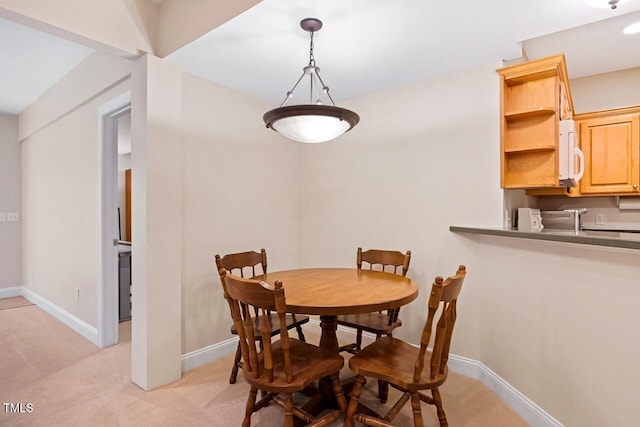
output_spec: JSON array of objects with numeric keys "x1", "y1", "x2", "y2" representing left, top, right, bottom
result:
[
  {"x1": 220, "y1": 269, "x2": 347, "y2": 427},
  {"x1": 337, "y1": 248, "x2": 412, "y2": 355},
  {"x1": 215, "y1": 249, "x2": 309, "y2": 384},
  {"x1": 336, "y1": 247, "x2": 411, "y2": 403},
  {"x1": 343, "y1": 265, "x2": 467, "y2": 427}
]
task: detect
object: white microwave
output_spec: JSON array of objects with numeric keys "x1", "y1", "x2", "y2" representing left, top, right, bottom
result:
[{"x1": 559, "y1": 119, "x2": 584, "y2": 187}]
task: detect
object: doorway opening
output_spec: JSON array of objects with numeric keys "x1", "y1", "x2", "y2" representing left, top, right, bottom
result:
[{"x1": 99, "y1": 91, "x2": 131, "y2": 348}]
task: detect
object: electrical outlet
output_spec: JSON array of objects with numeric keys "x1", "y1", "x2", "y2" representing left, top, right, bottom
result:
[
  {"x1": 0, "y1": 212, "x2": 5, "y2": 222},
  {"x1": 7, "y1": 212, "x2": 19, "y2": 222},
  {"x1": 595, "y1": 213, "x2": 605, "y2": 225}
]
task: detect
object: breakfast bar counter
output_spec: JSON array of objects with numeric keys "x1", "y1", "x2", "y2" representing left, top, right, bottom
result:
[{"x1": 450, "y1": 226, "x2": 640, "y2": 251}]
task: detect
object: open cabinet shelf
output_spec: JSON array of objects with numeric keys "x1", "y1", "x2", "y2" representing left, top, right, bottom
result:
[
  {"x1": 502, "y1": 150, "x2": 558, "y2": 188},
  {"x1": 504, "y1": 146, "x2": 556, "y2": 154},
  {"x1": 504, "y1": 107, "x2": 556, "y2": 121},
  {"x1": 497, "y1": 54, "x2": 573, "y2": 189}
]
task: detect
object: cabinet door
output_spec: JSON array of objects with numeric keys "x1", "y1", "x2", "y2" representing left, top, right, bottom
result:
[{"x1": 579, "y1": 113, "x2": 639, "y2": 195}]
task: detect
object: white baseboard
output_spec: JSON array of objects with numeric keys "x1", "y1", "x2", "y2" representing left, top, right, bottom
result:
[
  {"x1": 181, "y1": 336, "x2": 238, "y2": 372},
  {"x1": 0, "y1": 286, "x2": 23, "y2": 298},
  {"x1": 9, "y1": 286, "x2": 100, "y2": 346},
  {"x1": 448, "y1": 354, "x2": 563, "y2": 427}
]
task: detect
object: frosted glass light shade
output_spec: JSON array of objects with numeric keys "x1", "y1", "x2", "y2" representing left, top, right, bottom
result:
[
  {"x1": 273, "y1": 115, "x2": 350, "y2": 143},
  {"x1": 264, "y1": 105, "x2": 359, "y2": 143}
]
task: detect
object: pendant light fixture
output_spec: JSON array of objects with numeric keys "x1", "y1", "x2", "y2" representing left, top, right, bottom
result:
[{"x1": 263, "y1": 18, "x2": 359, "y2": 143}]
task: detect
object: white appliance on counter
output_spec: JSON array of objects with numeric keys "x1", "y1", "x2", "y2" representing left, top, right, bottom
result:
[
  {"x1": 541, "y1": 208, "x2": 587, "y2": 233},
  {"x1": 559, "y1": 119, "x2": 585, "y2": 187},
  {"x1": 518, "y1": 208, "x2": 544, "y2": 232}
]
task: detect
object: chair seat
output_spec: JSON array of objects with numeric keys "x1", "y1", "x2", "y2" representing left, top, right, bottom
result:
[
  {"x1": 246, "y1": 339, "x2": 345, "y2": 393},
  {"x1": 349, "y1": 336, "x2": 448, "y2": 391},
  {"x1": 336, "y1": 313, "x2": 401, "y2": 335},
  {"x1": 230, "y1": 313, "x2": 309, "y2": 337}
]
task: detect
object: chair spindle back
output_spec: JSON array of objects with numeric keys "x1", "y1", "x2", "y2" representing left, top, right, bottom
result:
[
  {"x1": 215, "y1": 248, "x2": 267, "y2": 279},
  {"x1": 220, "y1": 268, "x2": 294, "y2": 384},
  {"x1": 357, "y1": 247, "x2": 412, "y2": 323},
  {"x1": 358, "y1": 247, "x2": 411, "y2": 276},
  {"x1": 414, "y1": 265, "x2": 466, "y2": 382}
]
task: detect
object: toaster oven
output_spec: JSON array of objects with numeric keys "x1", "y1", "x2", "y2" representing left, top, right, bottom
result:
[{"x1": 541, "y1": 209, "x2": 587, "y2": 232}]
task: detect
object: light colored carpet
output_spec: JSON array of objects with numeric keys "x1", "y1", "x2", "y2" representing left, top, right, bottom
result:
[
  {"x1": 0, "y1": 296, "x2": 33, "y2": 310},
  {"x1": 0, "y1": 304, "x2": 529, "y2": 426}
]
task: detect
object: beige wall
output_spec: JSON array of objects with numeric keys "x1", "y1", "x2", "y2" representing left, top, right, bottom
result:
[
  {"x1": 180, "y1": 72, "x2": 300, "y2": 354},
  {"x1": 0, "y1": 113, "x2": 21, "y2": 287},
  {"x1": 509, "y1": 66, "x2": 640, "y2": 426},
  {"x1": 19, "y1": 51, "x2": 132, "y2": 141},
  {"x1": 297, "y1": 62, "x2": 504, "y2": 359},
  {"x1": 20, "y1": 53, "x2": 131, "y2": 327},
  {"x1": 571, "y1": 67, "x2": 640, "y2": 113},
  {"x1": 473, "y1": 236, "x2": 639, "y2": 427}
]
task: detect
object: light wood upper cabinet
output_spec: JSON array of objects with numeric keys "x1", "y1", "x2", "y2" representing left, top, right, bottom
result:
[
  {"x1": 496, "y1": 55, "x2": 573, "y2": 189},
  {"x1": 497, "y1": 55, "x2": 640, "y2": 197},
  {"x1": 575, "y1": 108, "x2": 640, "y2": 195}
]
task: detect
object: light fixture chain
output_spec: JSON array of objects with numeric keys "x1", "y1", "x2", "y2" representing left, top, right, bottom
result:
[
  {"x1": 308, "y1": 29, "x2": 316, "y2": 104},
  {"x1": 309, "y1": 30, "x2": 315, "y2": 66}
]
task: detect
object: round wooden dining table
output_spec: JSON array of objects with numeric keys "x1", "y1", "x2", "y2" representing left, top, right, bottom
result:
[{"x1": 259, "y1": 268, "x2": 419, "y2": 354}]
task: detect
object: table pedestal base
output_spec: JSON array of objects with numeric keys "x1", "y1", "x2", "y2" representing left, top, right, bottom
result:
[
  {"x1": 319, "y1": 315, "x2": 339, "y2": 353},
  {"x1": 293, "y1": 315, "x2": 379, "y2": 425}
]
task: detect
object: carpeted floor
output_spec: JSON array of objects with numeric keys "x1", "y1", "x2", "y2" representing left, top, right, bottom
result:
[
  {"x1": 0, "y1": 302, "x2": 529, "y2": 426},
  {"x1": 0, "y1": 296, "x2": 33, "y2": 311}
]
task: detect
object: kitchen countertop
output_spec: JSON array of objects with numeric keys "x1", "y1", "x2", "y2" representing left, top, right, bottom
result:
[{"x1": 450, "y1": 226, "x2": 640, "y2": 251}]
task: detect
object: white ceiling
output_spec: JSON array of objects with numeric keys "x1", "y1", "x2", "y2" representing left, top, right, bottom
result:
[
  {"x1": 0, "y1": 17, "x2": 93, "y2": 114},
  {"x1": 524, "y1": 9, "x2": 640, "y2": 79},
  {"x1": 168, "y1": 0, "x2": 640, "y2": 105},
  {"x1": 1, "y1": 0, "x2": 640, "y2": 115}
]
